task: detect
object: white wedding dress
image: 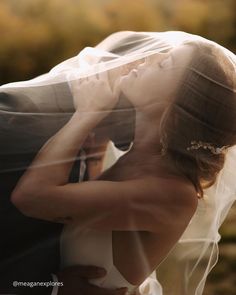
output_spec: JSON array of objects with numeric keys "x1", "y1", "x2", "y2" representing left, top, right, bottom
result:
[
  {"x1": 60, "y1": 142, "x2": 163, "y2": 295},
  {"x1": 61, "y1": 228, "x2": 136, "y2": 294}
]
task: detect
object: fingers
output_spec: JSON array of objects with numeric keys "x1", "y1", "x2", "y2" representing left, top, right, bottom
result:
[
  {"x1": 113, "y1": 78, "x2": 121, "y2": 97},
  {"x1": 88, "y1": 283, "x2": 128, "y2": 295},
  {"x1": 112, "y1": 287, "x2": 128, "y2": 295},
  {"x1": 59, "y1": 264, "x2": 107, "y2": 279},
  {"x1": 80, "y1": 266, "x2": 107, "y2": 279},
  {"x1": 67, "y1": 70, "x2": 108, "y2": 87},
  {"x1": 68, "y1": 77, "x2": 81, "y2": 95},
  {"x1": 58, "y1": 265, "x2": 129, "y2": 295},
  {"x1": 97, "y1": 69, "x2": 109, "y2": 82}
]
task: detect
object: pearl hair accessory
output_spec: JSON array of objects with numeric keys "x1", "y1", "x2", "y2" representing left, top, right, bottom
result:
[{"x1": 186, "y1": 140, "x2": 230, "y2": 154}]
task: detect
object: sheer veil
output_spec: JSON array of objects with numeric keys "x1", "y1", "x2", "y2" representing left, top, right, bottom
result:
[{"x1": 1, "y1": 31, "x2": 236, "y2": 294}]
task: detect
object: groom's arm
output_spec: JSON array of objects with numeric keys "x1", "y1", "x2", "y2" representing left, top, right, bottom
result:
[
  {"x1": 0, "y1": 89, "x2": 71, "y2": 295},
  {"x1": 0, "y1": 81, "x2": 74, "y2": 113},
  {"x1": 0, "y1": 86, "x2": 73, "y2": 170}
]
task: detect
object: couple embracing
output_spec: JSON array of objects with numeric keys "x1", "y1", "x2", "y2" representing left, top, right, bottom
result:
[{"x1": 1, "y1": 31, "x2": 236, "y2": 295}]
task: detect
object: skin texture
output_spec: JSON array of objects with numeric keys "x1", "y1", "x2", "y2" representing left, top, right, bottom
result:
[
  {"x1": 120, "y1": 45, "x2": 193, "y2": 108},
  {"x1": 11, "y1": 50, "x2": 198, "y2": 289}
]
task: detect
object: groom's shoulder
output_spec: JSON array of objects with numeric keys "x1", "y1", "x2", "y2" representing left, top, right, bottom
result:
[
  {"x1": 0, "y1": 81, "x2": 73, "y2": 113},
  {"x1": 0, "y1": 88, "x2": 38, "y2": 113}
]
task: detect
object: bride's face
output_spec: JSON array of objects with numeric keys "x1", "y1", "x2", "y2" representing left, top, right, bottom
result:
[{"x1": 119, "y1": 45, "x2": 194, "y2": 108}]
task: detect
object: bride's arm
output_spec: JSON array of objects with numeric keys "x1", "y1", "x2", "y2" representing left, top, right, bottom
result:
[
  {"x1": 11, "y1": 73, "x2": 196, "y2": 233},
  {"x1": 11, "y1": 111, "x2": 195, "y2": 233},
  {"x1": 10, "y1": 106, "x2": 158, "y2": 231}
]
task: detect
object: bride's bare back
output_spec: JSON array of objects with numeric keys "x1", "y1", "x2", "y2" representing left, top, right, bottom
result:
[{"x1": 95, "y1": 149, "x2": 198, "y2": 285}]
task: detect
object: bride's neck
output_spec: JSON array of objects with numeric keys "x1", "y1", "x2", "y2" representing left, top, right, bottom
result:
[{"x1": 130, "y1": 109, "x2": 184, "y2": 179}]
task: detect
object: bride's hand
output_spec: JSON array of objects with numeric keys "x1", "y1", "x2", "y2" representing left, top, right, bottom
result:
[{"x1": 70, "y1": 71, "x2": 120, "y2": 119}]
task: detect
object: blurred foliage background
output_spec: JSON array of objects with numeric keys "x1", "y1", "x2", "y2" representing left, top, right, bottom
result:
[
  {"x1": 0, "y1": 0, "x2": 235, "y2": 293},
  {"x1": 0, "y1": 0, "x2": 235, "y2": 85}
]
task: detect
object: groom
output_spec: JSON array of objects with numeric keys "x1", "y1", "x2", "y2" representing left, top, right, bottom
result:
[
  {"x1": 0, "y1": 81, "x2": 134, "y2": 295},
  {"x1": 0, "y1": 31, "x2": 149, "y2": 294}
]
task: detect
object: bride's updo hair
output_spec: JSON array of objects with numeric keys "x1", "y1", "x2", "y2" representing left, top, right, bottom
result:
[{"x1": 161, "y1": 42, "x2": 236, "y2": 198}]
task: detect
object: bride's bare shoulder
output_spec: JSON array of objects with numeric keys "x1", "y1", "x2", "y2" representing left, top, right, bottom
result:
[
  {"x1": 147, "y1": 175, "x2": 198, "y2": 227},
  {"x1": 158, "y1": 175, "x2": 197, "y2": 208}
]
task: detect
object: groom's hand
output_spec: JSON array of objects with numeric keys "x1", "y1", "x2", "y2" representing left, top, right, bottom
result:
[{"x1": 57, "y1": 265, "x2": 128, "y2": 295}]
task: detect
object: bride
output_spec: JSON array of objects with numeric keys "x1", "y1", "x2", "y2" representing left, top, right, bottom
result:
[{"x1": 11, "y1": 31, "x2": 236, "y2": 295}]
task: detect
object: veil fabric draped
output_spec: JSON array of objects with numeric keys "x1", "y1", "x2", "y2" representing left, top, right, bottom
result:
[{"x1": 1, "y1": 31, "x2": 236, "y2": 295}]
